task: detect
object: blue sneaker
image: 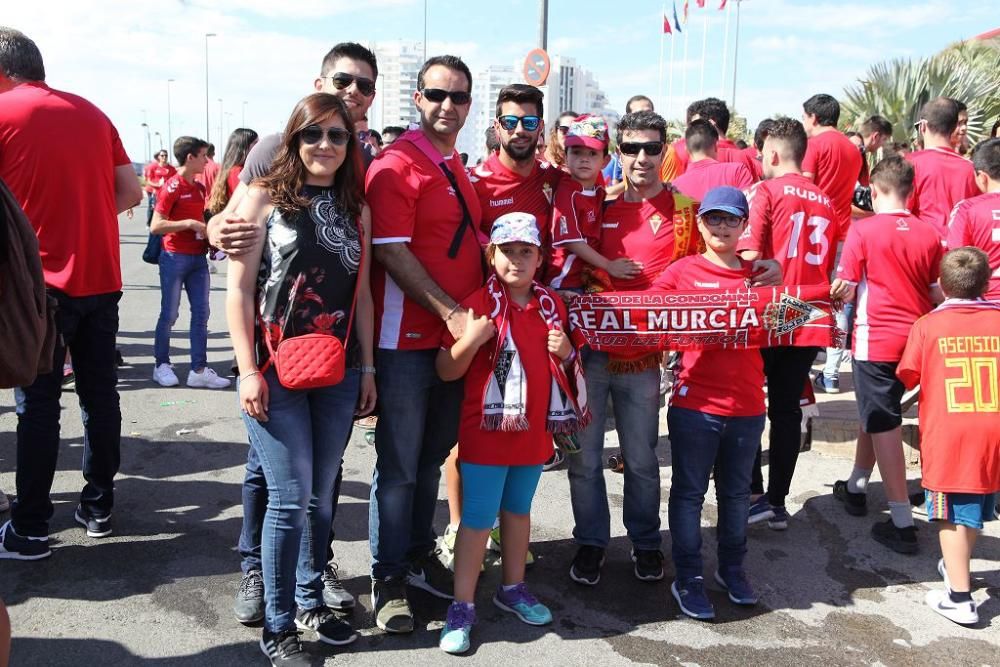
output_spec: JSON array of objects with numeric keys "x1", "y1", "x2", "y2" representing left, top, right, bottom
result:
[
  {"x1": 714, "y1": 569, "x2": 759, "y2": 605},
  {"x1": 0, "y1": 520, "x2": 51, "y2": 561},
  {"x1": 747, "y1": 496, "x2": 775, "y2": 525},
  {"x1": 671, "y1": 577, "x2": 715, "y2": 620},
  {"x1": 439, "y1": 602, "x2": 475, "y2": 654},
  {"x1": 493, "y1": 582, "x2": 552, "y2": 626}
]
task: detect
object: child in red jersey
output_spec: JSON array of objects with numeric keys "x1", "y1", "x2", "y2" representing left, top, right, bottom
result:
[
  {"x1": 436, "y1": 212, "x2": 587, "y2": 654},
  {"x1": 548, "y1": 114, "x2": 642, "y2": 294},
  {"x1": 830, "y1": 156, "x2": 943, "y2": 555},
  {"x1": 947, "y1": 138, "x2": 1000, "y2": 301},
  {"x1": 897, "y1": 247, "x2": 1000, "y2": 626},
  {"x1": 652, "y1": 186, "x2": 766, "y2": 621}
]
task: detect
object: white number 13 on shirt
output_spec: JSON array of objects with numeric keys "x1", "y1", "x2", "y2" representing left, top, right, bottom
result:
[{"x1": 787, "y1": 213, "x2": 831, "y2": 266}]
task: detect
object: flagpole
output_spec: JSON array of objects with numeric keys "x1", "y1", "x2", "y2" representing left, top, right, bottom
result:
[
  {"x1": 682, "y1": 19, "x2": 690, "y2": 104},
  {"x1": 658, "y1": 5, "x2": 665, "y2": 106},
  {"x1": 668, "y1": 26, "x2": 676, "y2": 120},
  {"x1": 721, "y1": 0, "x2": 731, "y2": 98},
  {"x1": 699, "y1": 10, "x2": 708, "y2": 97},
  {"x1": 731, "y1": 0, "x2": 742, "y2": 108}
]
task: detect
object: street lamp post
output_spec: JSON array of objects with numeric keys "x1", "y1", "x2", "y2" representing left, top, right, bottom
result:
[
  {"x1": 241, "y1": 100, "x2": 247, "y2": 128},
  {"x1": 218, "y1": 98, "x2": 224, "y2": 148},
  {"x1": 204, "y1": 33, "x2": 216, "y2": 140},
  {"x1": 141, "y1": 122, "x2": 151, "y2": 162},
  {"x1": 166, "y1": 78, "x2": 175, "y2": 154},
  {"x1": 154, "y1": 131, "x2": 163, "y2": 151}
]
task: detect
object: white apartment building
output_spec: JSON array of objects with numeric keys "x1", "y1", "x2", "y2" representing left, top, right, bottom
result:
[
  {"x1": 457, "y1": 64, "x2": 519, "y2": 164},
  {"x1": 542, "y1": 55, "x2": 620, "y2": 141},
  {"x1": 370, "y1": 41, "x2": 424, "y2": 131}
]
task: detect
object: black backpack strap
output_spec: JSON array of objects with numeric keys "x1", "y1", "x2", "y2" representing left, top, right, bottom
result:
[{"x1": 438, "y1": 161, "x2": 488, "y2": 283}]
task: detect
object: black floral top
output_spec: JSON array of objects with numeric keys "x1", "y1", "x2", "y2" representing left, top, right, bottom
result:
[{"x1": 256, "y1": 185, "x2": 361, "y2": 366}]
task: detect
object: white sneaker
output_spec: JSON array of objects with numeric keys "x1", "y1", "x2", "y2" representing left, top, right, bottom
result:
[
  {"x1": 153, "y1": 363, "x2": 180, "y2": 387},
  {"x1": 926, "y1": 588, "x2": 977, "y2": 625},
  {"x1": 187, "y1": 367, "x2": 232, "y2": 389}
]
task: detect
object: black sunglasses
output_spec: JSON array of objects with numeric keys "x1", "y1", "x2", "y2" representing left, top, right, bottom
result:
[
  {"x1": 703, "y1": 213, "x2": 746, "y2": 228},
  {"x1": 557, "y1": 125, "x2": 571, "y2": 134},
  {"x1": 497, "y1": 115, "x2": 541, "y2": 132},
  {"x1": 619, "y1": 141, "x2": 664, "y2": 156},
  {"x1": 325, "y1": 72, "x2": 376, "y2": 97},
  {"x1": 299, "y1": 125, "x2": 352, "y2": 146},
  {"x1": 421, "y1": 88, "x2": 472, "y2": 105}
]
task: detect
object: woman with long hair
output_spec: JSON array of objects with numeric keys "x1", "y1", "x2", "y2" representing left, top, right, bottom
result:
[
  {"x1": 544, "y1": 110, "x2": 578, "y2": 169},
  {"x1": 226, "y1": 93, "x2": 375, "y2": 665},
  {"x1": 207, "y1": 127, "x2": 259, "y2": 216}
]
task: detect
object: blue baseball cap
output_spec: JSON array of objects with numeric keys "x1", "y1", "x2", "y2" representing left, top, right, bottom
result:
[{"x1": 698, "y1": 186, "x2": 749, "y2": 217}]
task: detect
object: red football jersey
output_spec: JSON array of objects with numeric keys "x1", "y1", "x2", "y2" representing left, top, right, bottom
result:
[
  {"x1": 671, "y1": 158, "x2": 755, "y2": 203},
  {"x1": 836, "y1": 210, "x2": 943, "y2": 361},
  {"x1": 367, "y1": 140, "x2": 484, "y2": 350},
  {"x1": 155, "y1": 174, "x2": 208, "y2": 255},
  {"x1": 739, "y1": 173, "x2": 837, "y2": 285},
  {"x1": 947, "y1": 191, "x2": 1000, "y2": 300},
  {"x1": 907, "y1": 147, "x2": 978, "y2": 239},
  {"x1": 672, "y1": 137, "x2": 759, "y2": 181},
  {"x1": 897, "y1": 300, "x2": 1000, "y2": 494},
  {"x1": 653, "y1": 254, "x2": 765, "y2": 417},
  {"x1": 547, "y1": 179, "x2": 605, "y2": 289},
  {"x1": 144, "y1": 162, "x2": 177, "y2": 194},
  {"x1": 470, "y1": 152, "x2": 562, "y2": 245},
  {"x1": 802, "y1": 130, "x2": 863, "y2": 240},
  {"x1": 600, "y1": 189, "x2": 678, "y2": 290}
]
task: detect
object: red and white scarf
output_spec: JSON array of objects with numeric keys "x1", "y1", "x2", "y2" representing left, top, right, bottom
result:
[{"x1": 481, "y1": 274, "x2": 590, "y2": 434}]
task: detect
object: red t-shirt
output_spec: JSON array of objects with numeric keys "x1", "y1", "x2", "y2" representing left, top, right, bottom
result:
[
  {"x1": 906, "y1": 147, "x2": 978, "y2": 239},
  {"x1": 444, "y1": 286, "x2": 564, "y2": 466},
  {"x1": 367, "y1": 139, "x2": 484, "y2": 350},
  {"x1": 600, "y1": 189, "x2": 678, "y2": 290},
  {"x1": 802, "y1": 130, "x2": 863, "y2": 240},
  {"x1": 144, "y1": 162, "x2": 176, "y2": 194},
  {"x1": 547, "y1": 179, "x2": 605, "y2": 289},
  {"x1": 226, "y1": 165, "x2": 242, "y2": 198},
  {"x1": 155, "y1": 174, "x2": 208, "y2": 255},
  {"x1": 671, "y1": 158, "x2": 755, "y2": 203},
  {"x1": 0, "y1": 82, "x2": 131, "y2": 297},
  {"x1": 897, "y1": 300, "x2": 1000, "y2": 494},
  {"x1": 671, "y1": 137, "x2": 759, "y2": 180},
  {"x1": 470, "y1": 152, "x2": 562, "y2": 243},
  {"x1": 743, "y1": 147, "x2": 764, "y2": 181},
  {"x1": 836, "y1": 211, "x2": 943, "y2": 362},
  {"x1": 739, "y1": 173, "x2": 837, "y2": 285},
  {"x1": 947, "y1": 191, "x2": 1000, "y2": 300},
  {"x1": 196, "y1": 158, "x2": 220, "y2": 203},
  {"x1": 652, "y1": 254, "x2": 765, "y2": 417}
]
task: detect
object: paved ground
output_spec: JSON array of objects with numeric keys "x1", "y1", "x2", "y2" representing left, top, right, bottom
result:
[{"x1": 1, "y1": 210, "x2": 998, "y2": 666}]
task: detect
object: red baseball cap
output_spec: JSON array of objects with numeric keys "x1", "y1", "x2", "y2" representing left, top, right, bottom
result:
[{"x1": 564, "y1": 114, "x2": 609, "y2": 152}]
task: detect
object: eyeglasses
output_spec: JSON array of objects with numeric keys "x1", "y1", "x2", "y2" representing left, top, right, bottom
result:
[
  {"x1": 557, "y1": 125, "x2": 571, "y2": 134},
  {"x1": 702, "y1": 213, "x2": 745, "y2": 228},
  {"x1": 619, "y1": 141, "x2": 664, "y2": 156},
  {"x1": 324, "y1": 72, "x2": 376, "y2": 97},
  {"x1": 420, "y1": 88, "x2": 472, "y2": 105},
  {"x1": 299, "y1": 125, "x2": 352, "y2": 146},
  {"x1": 497, "y1": 115, "x2": 541, "y2": 132}
]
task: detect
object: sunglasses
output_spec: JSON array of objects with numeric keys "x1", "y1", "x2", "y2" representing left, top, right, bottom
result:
[
  {"x1": 497, "y1": 115, "x2": 541, "y2": 132},
  {"x1": 619, "y1": 141, "x2": 664, "y2": 156},
  {"x1": 421, "y1": 88, "x2": 472, "y2": 105},
  {"x1": 557, "y1": 125, "x2": 571, "y2": 134},
  {"x1": 702, "y1": 213, "x2": 745, "y2": 228},
  {"x1": 325, "y1": 72, "x2": 376, "y2": 97},
  {"x1": 299, "y1": 125, "x2": 352, "y2": 146}
]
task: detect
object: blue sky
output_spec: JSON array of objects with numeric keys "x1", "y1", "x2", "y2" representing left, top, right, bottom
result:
[{"x1": 5, "y1": 0, "x2": 997, "y2": 163}]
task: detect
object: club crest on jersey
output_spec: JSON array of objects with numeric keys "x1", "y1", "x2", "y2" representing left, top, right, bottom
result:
[
  {"x1": 762, "y1": 293, "x2": 825, "y2": 336},
  {"x1": 648, "y1": 214, "x2": 663, "y2": 234},
  {"x1": 542, "y1": 182, "x2": 553, "y2": 204},
  {"x1": 559, "y1": 215, "x2": 568, "y2": 236},
  {"x1": 895, "y1": 217, "x2": 910, "y2": 231}
]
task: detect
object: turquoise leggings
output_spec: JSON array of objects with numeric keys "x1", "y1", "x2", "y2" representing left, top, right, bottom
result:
[{"x1": 459, "y1": 462, "x2": 544, "y2": 530}]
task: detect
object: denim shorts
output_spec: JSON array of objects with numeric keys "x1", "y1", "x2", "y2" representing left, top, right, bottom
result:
[{"x1": 925, "y1": 490, "x2": 998, "y2": 530}]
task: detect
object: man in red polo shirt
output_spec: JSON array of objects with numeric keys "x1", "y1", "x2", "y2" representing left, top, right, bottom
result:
[
  {"x1": 365, "y1": 54, "x2": 482, "y2": 633},
  {"x1": 671, "y1": 119, "x2": 754, "y2": 202},
  {"x1": 669, "y1": 97, "x2": 759, "y2": 180},
  {"x1": 907, "y1": 97, "x2": 979, "y2": 239},
  {"x1": 0, "y1": 28, "x2": 142, "y2": 560},
  {"x1": 143, "y1": 149, "x2": 175, "y2": 225},
  {"x1": 947, "y1": 137, "x2": 1000, "y2": 301}
]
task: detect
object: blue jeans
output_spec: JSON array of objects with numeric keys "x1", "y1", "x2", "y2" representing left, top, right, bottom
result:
[
  {"x1": 154, "y1": 250, "x2": 210, "y2": 370},
  {"x1": 567, "y1": 350, "x2": 662, "y2": 550},
  {"x1": 369, "y1": 348, "x2": 464, "y2": 579},
  {"x1": 667, "y1": 406, "x2": 765, "y2": 581},
  {"x1": 240, "y1": 368, "x2": 360, "y2": 633},
  {"x1": 12, "y1": 290, "x2": 122, "y2": 536}
]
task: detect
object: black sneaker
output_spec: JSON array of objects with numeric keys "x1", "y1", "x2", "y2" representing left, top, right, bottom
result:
[
  {"x1": 372, "y1": 577, "x2": 414, "y2": 634},
  {"x1": 0, "y1": 520, "x2": 51, "y2": 561},
  {"x1": 871, "y1": 518, "x2": 918, "y2": 555},
  {"x1": 260, "y1": 628, "x2": 311, "y2": 666},
  {"x1": 832, "y1": 480, "x2": 868, "y2": 517},
  {"x1": 74, "y1": 506, "x2": 112, "y2": 538},
  {"x1": 294, "y1": 606, "x2": 357, "y2": 646},
  {"x1": 234, "y1": 570, "x2": 265, "y2": 624},
  {"x1": 321, "y1": 562, "x2": 355, "y2": 611},
  {"x1": 910, "y1": 490, "x2": 926, "y2": 508},
  {"x1": 630, "y1": 548, "x2": 665, "y2": 581},
  {"x1": 407, "y1": 549, "x2": 454, "y2": 599},
  {"x1": 569, "y1": 545, "x2": 606, "y2": 586}
]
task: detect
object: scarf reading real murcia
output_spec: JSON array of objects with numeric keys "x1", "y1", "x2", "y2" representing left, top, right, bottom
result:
[
  {"x1": 481, "y1": 274, "x2": 590, "y2": 434},
  {"x1": 569, "y1": 285, "x2": 844, "y2": 354}
]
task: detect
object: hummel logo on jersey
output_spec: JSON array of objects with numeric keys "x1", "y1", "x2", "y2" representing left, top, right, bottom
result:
[
  {"x1": 490, "y1": 197, "x2": 514, "y2": 207},
  {"x1": 602, "y1": 222, "x2": 619, "y2": 229},
  {"x1": 895, "y1": 218, "x2": 910, "y2": 231},
  {"x1": 694, "y1": 281, "x2": 720, "y2": 288}
]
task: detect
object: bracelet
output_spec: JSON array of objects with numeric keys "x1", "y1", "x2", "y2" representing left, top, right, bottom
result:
[
  {"x1": 240, "y1": 370, "x2": 261, "y2": 381},
  {"x1": 360, "y1": 365, "x2": 377, "y2": 374},
  {"x1": 444, "y1": 303, "x2": 462, "y2": 320},
  {"x1": 563, "y1": 348, "x2": 577, "y2": 364}
]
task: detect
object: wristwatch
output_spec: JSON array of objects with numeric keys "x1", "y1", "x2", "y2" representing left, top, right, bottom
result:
[{"x1": 360, "y1": 366, "x2": 377, "y2": 374}]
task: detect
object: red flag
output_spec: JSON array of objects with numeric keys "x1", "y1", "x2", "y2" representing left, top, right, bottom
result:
[
  {"x1": 719, "y1": 0, "x2": 728, "y2": 8},
  {"x1": 683, "y1": 0, "x2": 689, "y2": 22},
  {"x1": 696, "y1": 0, "x2": 706, "y2": 7},
  {"x1": 663, "y1": 12, "x2": 673, "y2": 34}
]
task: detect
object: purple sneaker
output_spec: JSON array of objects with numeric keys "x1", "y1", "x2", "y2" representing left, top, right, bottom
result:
[
  {"x1": 492, "y1": 582, "x2": 552, "y2": 626},
  {"x1": 439, "y1": 602, "x2": 475, "y2": 654}
]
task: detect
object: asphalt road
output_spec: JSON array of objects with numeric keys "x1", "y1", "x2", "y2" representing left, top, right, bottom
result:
[{"x1": 1, "y1": 211, "x2": 998, "y2": 666}]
